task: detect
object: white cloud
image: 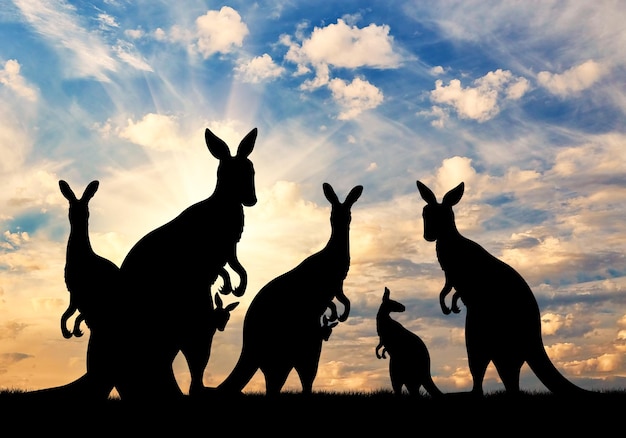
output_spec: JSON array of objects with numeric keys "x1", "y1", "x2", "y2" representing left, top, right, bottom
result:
[
  {"x1": 195, "y1": 7, "x2": 248, "y2": 58},
  {"x1": 117, "y1": 113, "x2": 183, "y2": 151},
  {"x1": 13, "y1": 0, "x2": 118, "y2": 81},
  {"x1": 235, "y1": 54, "x2": 285, "y2": 83},
  {"x1": 113, "y1": 41, "x2": 153, "y2": 72},
  {"x1": 285, "y1": 18, "x2": 403, "y2": 90},
  {"x1": 428, "y1": 69, "x2": 530, "y2": 123},
  {"x1": 537, "y1": 60, "x2": 606, "y2": 97},
  {"x1": 0, "y1": 60, "x2": 37, "y2": 101},
  {"x1": 328, "y1": 77, "x2": 384, "y2": 120}
]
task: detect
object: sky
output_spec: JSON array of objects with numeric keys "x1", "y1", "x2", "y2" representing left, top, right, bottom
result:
[{"x1": 1, "y1": 0, "x2": 626, "y2": 396}]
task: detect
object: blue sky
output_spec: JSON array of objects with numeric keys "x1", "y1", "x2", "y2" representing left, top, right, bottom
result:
[{"x1": 1, "y1": 0, "x2": 626, "y2": 395}]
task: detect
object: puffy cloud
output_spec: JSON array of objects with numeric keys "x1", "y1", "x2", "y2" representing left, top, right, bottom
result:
[
  {"x1": 537, "y1": 60, "x2": 606, "y2": 97},
  {"x1": 0, "y1": 60, "x2": 37, "y2": 101},
  {"x1": 189, "y1": 7, "x2": 248, "y2": 59},
  {"x1": 428, "y1": 69, "x2": 530, "y2": 124},
  {"x1": 117, "y1": 113, "x2": 183, "y2": 151},
  {"x1": 328, "y1": 77, "x2": 384, "y2": 120},
  {"x1": 235, "y1": 54, "x2": 285, "y2": 83}
]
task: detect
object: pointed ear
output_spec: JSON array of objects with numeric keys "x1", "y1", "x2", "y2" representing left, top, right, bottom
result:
[
  {"x1": 225, "y1": 302, "x2": 239, "y2": 312},
  {"x1": 81, "y1": 181, "x2": 100, "y2": 202},
  {"x1": 416, "y1": 181, "x2": 437, "y2": 205},
  {"x1": 205, "y1": 128, "x2": 232, "y2": 160},
  {"x1": 323, "y1": 183, "x2": 339, "y2": 205},
  {"x1": 59, "y1": 180, "x2": 77, "y2": 202},
  {"x1": 383, "y1": 287, "x2": 390, "y2": 300},
  {"x1": 236, "y1": 128, "x2": 257, "y2": 158},
  {"x1": 442, "y1": 182, "x2": 464, "y2": 207},
  {"x1": 344, "y1": 185, "x2": 363, "y2": 208},
  {"x1": 214, "y1": 293, "x2": 223, "y2": 309}
]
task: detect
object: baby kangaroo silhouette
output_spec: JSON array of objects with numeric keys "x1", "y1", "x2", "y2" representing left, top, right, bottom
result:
[
  {"x1": 59, "y1": 180, "x2": 120, "y2": 339},
  {"x1": 376, "y1": 287, "x2": 443, "y2": 398},
  {"x1": 217, "y1": 183, "x2": 363, "y2": 396},
  {"x1": 416, "y1": 180, "x2": 590, "y2": 396}
]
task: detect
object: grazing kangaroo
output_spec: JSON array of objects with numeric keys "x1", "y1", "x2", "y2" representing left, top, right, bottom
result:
[
  {"x1": 111, "y1": 127, "x2": 258, "y2": 400},
  {"x1": 59, "y1": 180, "x2": 120, "y2": 339},
  {"x1": 217, "y1": 183, "x2": 363, "y2": 395},
  {"x1": 416, "y1": 180, "x2": 590, "y2": 396},
  {"x1": 375, "y1": 287, "x2": 443, "y2": 398}
]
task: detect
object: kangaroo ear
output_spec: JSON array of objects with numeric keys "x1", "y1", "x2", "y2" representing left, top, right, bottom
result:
[
  {"x1": 416, "y1": 181, "x2": 437, "y2": 205},
  {"x1": 383, "y1": 287, "x2": 390, "y2": 300},
  {"x1": 236, "y1": 128, "x2": 257, "y2": 158},
  {"x1": 59, "y1": 180, "x2": 77, "y2": 202},
  {"x1": 214, "y1": 293, "x2": 223, "y2": 309},
  {"x1": 442, "y1": 182, "x2": 464, "y2": 207},
  {"x1": 225, "y1": 302, "x2": 239, "y2": 312},
  {"x1": 205, "y1": 128, "x2": 232, "y2": 160},
  {"x1": 81, "y1": 181, "x2": 100, "y2": 202},
  {"x1": 323, "y1": 183, "x2": 339, "y2": 205},
  {"x1": 344, "y1": 185, "x2": 363, "y2": 207}
]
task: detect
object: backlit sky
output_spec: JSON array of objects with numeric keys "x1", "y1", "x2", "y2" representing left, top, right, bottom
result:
[{"x1": 1, "y1": 0, "x2": 626, "y2": 396}]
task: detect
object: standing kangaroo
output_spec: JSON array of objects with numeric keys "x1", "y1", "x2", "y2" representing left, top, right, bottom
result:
[
  {"x1": 217, "y1": 183, "x2": 363, "y2": 395},
  {"x1": 112, "y1": 127, "x2": 257, "y2": 400},
  {"x1": 375, "y1": 287, "x2": 443, "y2": 398},
  {"x1": 59, "y1": 180, "x2": 120, "y2": 339},
  {"x1": 416, "y1": 180, "x2": 590, "y2": 396}
]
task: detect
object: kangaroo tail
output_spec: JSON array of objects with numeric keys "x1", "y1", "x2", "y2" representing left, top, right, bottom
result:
[
  {"x1": 217, "y1": 350, "x2": 258, "y2": 394},
  {"x1": 424, "y1": 375, "x2": 444, "y2": 399},
  {"x1": 527, "y1": 346, "x2": 591, "y2": 395}
]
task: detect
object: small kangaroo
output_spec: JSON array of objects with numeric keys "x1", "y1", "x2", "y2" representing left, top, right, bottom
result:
[
  {"x1": 416, "y1": 180, "x2": 591, "y2": 396},
  {"x1": 375, "y1": 287, "x2": 443, "y2": 398},
  {"x1": 217, "y1": 183, "x2": 363, "y2": 395},
  {"x1": 59, "y1": 180, "x2": 120, "y2": 339}
]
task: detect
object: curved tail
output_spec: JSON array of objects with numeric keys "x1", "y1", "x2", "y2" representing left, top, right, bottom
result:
[
  {"x1": 424, "y1": 375, "x2": 444, "y2": 398},
  {"x1": 527, "y1": 347, "x2": 591, "y2": 395},
  {"x1": 216, "y1": 350, "x2": 259, "y2": 394}
]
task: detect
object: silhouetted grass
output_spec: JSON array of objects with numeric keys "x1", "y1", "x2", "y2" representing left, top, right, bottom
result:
[{"x1": 1, "y1": 388, "x2": 623, "y2": 433}]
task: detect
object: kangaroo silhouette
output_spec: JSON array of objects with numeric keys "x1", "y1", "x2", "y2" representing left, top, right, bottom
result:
[
  {"x1": 112, "y1": 127, "x2": 257, "y2": 400},
  {"x1": 58, "y1": 180, "x2": 120, "y2": 339},
  {"x1": 217, "y1": 183, "x2": 363, "y2": 395},
  {"x1": 416, "y1": 180, "x2": 590, "y2": 396},
  {"x1": 24, "y1": 128, "x2": 257, "y2": 403},
  {"x1": 375, "y1": 287, "x2": 443, "y2": 398}
]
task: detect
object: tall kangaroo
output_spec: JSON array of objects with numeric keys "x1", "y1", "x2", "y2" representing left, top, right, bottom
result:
[
  {"x1": 217, "y1": 183, "x2": 363, "y2": 395},
  {"x1": 59, "y1": 180, "x2": 120, "y2": 339},
  {"x1": 376, "y1": 287, "x2": 443, "y2": 398},
  {"x1": 111, "y1": 127, "x2": 257, "y2": 400},
  {"x1": 416, "y1": 180, "x2": 590, "y2": 396}
]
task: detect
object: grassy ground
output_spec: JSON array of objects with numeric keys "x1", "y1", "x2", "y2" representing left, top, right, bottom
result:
[{"x1": 2, "y1": 388, "x2": 623, "y2": 433}]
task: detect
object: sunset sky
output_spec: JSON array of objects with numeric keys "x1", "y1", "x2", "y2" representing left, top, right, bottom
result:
[{"x1": 1, "y1": 0, "x2": 626, "y2": 396}]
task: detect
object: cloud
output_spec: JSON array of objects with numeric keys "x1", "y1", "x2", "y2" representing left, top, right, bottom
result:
[
  {"x1": 113, "y1": 40, "x2": 153, "y2": 72},
  {"x1": 235, "y1": 54, "x2": 285, "y2": 83},
  {"x1": 0, "y1": 60, "x2": 37, "y2": 101},
  {"x1": 117, "y1": 113, "x2": 184, "y2": 151},
  {"x1": 284, "y1": 18, "x2": 403, "y2": 89},
  {"x1": 428, "y1": 69, "x2": 530, "y2": 124},
  {"x1": 537, "y1": 60, "x2": 606, "y2": 97},
  {"x1": 167, "y1": 6, "x2": 249, "y2": 59},
  {"x1": 328, "y1": 77, "x2": 384, "y2": 120},
  {"x1": 13, "y1": 0, "x2": 118, "y2": 81}
]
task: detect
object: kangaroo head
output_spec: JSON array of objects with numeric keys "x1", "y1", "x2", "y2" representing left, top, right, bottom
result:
[
  {"x1": 416, "y1": 180, "x2": 464, "y2": 242},
  {"x1": 206, "y1": 127, "x2": 258, "y2": 207},
  {"x1": 323, "y1": 182, "x2": 363, "y2": 230},
  {"x1": 214, "y1": 293, "x2": 240, "y2": 331},
  {"x1": 59, "y1": 180, "x2": 100, "y2": 226},
  {"x1": 381, "y1": 287, "x2": 406, "y2": 314},
  {"x1": 321, "y1": 314, "x2": 339, "y2": 341}
]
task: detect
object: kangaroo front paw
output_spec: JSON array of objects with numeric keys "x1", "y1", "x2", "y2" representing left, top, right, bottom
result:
[
  {"x1": 73, "y1": 329, "x2": 84, "y2": 337},
  {"x1": 452, "y1": 305, "x2": 461, "y2": 313},
  {"x1": 441, "y1": 306, "x2": 451, "y2": 315},
  {"x1": 62, "y1": 329, "x2": 72, "y2": 339},
  {"x1": 232, "y1": 285, "x2": 246, "y2": 297},
  {"x1": 218, "y1": 285, "x2": 233, "y2": 295}
]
